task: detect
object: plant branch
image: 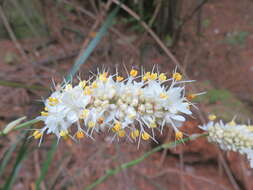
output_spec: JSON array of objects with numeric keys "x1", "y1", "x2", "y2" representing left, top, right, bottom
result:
[{"x1": 84, "y1": 133, "x2": 208, "y2": 190}]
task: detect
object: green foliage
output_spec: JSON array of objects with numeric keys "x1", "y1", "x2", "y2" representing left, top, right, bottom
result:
[
  {"x1": 65, "y1": 3, "x2": 120, "y2": 82},
  {"x1": 224, "y1": 31, "x2": 250, "y2": 46},
  {"x1": 1, "y1": 0, "x2": 48, "y2": 39},
  {"x1": 164, "y1": 34, "x2": 173, "y2": 47},
  {"x1": 35, "y1": 140, "x2": 57, "y2": 190},
  {"x1": 2, "y1": 133, "x2": 29, "y2": 190},
  {"x1": 206, "y1": 89, "x2": 232, "y2": 104},
  {"x1": 202, "y1": 19, "x2": 210, "y2": 28},
  {"x1": 84, "y1": 133, "x2": 207, "y2": 190}
]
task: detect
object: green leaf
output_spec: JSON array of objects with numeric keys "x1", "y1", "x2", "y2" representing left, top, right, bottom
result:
[
  {"x1": 35, "y1": 140, "x2": 57, "y2": 190},
  {"x1": 2, "y1": 133, "x2": 29, "y2": 190},
  {"x1": 64, "y1": 4, "x2": 121, "y2": 83},
  {"x1": 0, "y1": 142, "x2": 18, "y2": 178},
  {"x1": 225, "y1": 31, "x2": 250, "y2": 46}
]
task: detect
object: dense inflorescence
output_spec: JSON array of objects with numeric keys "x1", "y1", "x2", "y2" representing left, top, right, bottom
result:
[
  {"x1": 33, "y1": 68, "x2": 197, "y2": 145},
  {"x1": 199, "y1": 119, "x2": 253, "y2": 167}
]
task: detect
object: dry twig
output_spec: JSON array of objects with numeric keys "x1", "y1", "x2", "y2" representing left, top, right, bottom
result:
[{"x1": 0, "y1": 5, "x2": 28, "y2": 60}]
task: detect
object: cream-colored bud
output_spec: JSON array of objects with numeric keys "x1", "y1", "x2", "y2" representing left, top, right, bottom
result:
[
  {"x1": 145, "y1": 103, "x2": 153, "y2": 110},
  {"x1": 138, "y1": 104, "x2": 145, "y2": 113}
]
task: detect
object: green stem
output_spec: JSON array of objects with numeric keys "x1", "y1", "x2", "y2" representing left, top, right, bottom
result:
[
  {"x1": 0, "y1": 80, "x2": 49, "y2": 91},
  {"x1": 84, "y1": 133, "x2": 208, "y2": 190}
]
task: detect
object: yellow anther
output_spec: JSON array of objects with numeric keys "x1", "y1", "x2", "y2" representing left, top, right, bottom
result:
[
  {"x1": 248, "y1": 125, "x2": 253, "y2": 131},
  {"x1": 91, "y1": 81, "x2": 98, "y2": 88},
  {"x1": 228, "y1": 120, "x2": 236, "y2": 126},
  {"x1": 48, "y1": 97, "x2": 59, "y2": 106},
  {"x1": 41, "y1": 111, "x2": 49, "y2": 116},
  {"x1": 142, "y1": 72, "x2": 151, "y2": 81},
  {"x1": 130, "y1": 69, "x2": 138, "y2": 77},
  {"x1": 84, "y1": 86, "x2": 92, "y2": 95},
  {"x1": 172, "y1": 72, "x2": 182, "y2": 81},
  {"x1": 159, "y1": 73, "x2": 167, "y2": 81},
  {"x1": 150, "y1": 73, "x2": 158, "y2": 80},
  {"x1": 150, "y1": 122, "x2": 157, "y2": 128},
  {"x1": 187, "y1": 94, "x2": 196, "y2": 101},
  {"x1": 112, "y1": 122, "x2": 121, "y2": 132},
  {"x1": 80, "y1": 109, "x2": 89, "y2": 119},
  {"x1": 175, "y1": 131, "x2": 183, "y2": 140},
  {"x1": 141, "y1": 132, "x2": 150, "y2": 140},
  {"x1": 128, "y1": 113, "x2": 137, "y2": 119},
  {"x1": 116, "y1": 76, "x2": 124, "y2": 82},
  {"x1": 130, "y1": 129, "x2": 140, "y2": 139},
  {"x1": 33, "y1": 130, "x2": 42, "y2": 139},
  {"x1": 97, "y1": 117, "x2": 104, "y2": 124},
  {"x1": 60, "y1": 130, "x2": 68, "y2": 137},
  {"x1": 159, "y1": 93, "x2": 168, "y2": 99},
  {"x1": 48, "y1": 97, "x2": 54, "y2": 102},
  {"x1": 118, "y1": 130, "x2": 126, "y2": 137},
  {"x1": 76, "y1": 131, "x2": 85, "y2": 139},
  {"x1": 99, "y1": 72, "x2": 108, "y2": 82},
  {"x1": 88, "y1": 121, "x2": 95, "y2": 128},
  {"x1": 79, "y1": 80, "x2": 86, "y2": 88},
  {"x1": 44, "y1": 107, "x2": 48, "y2": 111},
  {"x1": 208, "y1": 114, "x2": 216, "y2": 121},
  {"x1": 65, "y1": 84, "x2": 73, "y2": 91}
]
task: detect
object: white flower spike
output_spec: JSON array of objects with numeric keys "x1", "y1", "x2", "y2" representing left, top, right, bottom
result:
[
  {"x1": 199, "y1": 119, "x2": 253, "y2": 168},
  {"x1": 35, "y1": 68, "x2": 196, "y2": 145}
]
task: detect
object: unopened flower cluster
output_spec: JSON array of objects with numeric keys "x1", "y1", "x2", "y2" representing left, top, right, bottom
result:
[
  {"x1": 200, "y1": 119, "x2": 253, "y2": 167},
  {"x1": 33, "y1": 68, "x2": 196, "y2": 144}
]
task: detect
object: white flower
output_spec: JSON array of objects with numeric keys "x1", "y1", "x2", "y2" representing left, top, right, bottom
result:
[
  {"x1": 34, "y1": 68, "x2": 197, "y2": 145},
  {"x1": 199, "y1": 120, "x2": 253, "y2": 168}
]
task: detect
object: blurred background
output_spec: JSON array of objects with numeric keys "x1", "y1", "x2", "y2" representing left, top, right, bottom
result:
[{"x1": 0, "y1": 0, "x2": 253, "y2": 189}]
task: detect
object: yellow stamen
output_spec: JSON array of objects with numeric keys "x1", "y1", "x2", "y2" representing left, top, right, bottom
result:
[
  {"x1": 141, "y1": 132, "x2": 150, "y2": 140},
  {"x1": 91, "y1": 81, "x2": 98, "y2": 88},
  {"x1": 33, "y1": 130, "x2": 42, "y2": 139},
  {"x1": 248, "y1": 125, "x2": 253, "y2": 131},
  {"x1": 84, "y1": 86, "x2": 92, "y2": 95},
  {"x1": 150, "y1": 122, "x2": 157, "y2": 128},
  {"x1": 228, "y1": 120, "x2": 236, "y2": 126},
  {"x1": 41, "y1": 111, "x2": 48, "y2": 116},
  {"x1": 130, "y1": 69, "x2": 138, "y2": 77},
  {"x1": 65, "y1": 84, "x2": 73, "y2": 91},
  {"x1": 208, "y1": 114, "x2": 216, "y2": 121},
  {"x1": 143, "y1": 72, "x2": 151, "y2": 81},
  {"x1": 159, "y1": 73, "x2": 167, "y2": 81},
  {"x1": 79, "y1": 80, "x2": 86, "y2": 88},
  {"x1": 99, "y1": 72, "x2": 108, "y2": 82},
  {"x1": 88, "y1": 121, "x2": 95, "y2": 128},
  {"x1": 159, "y1": 93, "x2": 168, "y2": 99},
  {"x1": 187, "y1": 94, "x2": 196, "y2": 101},
  {"x1": 60, "y1": 130, "x2": 68, "y2": 137},
  {"x1": 130, "y1": 129, "x2": 140, "y2": 139},
  {"x1": 128, "y1": 113, "x2": 137, "y2": 119},
  {"x1": 97, "y1": 117, "x2": 104, "y2": 124},
  {"x1": 175, "y1": 131, "x2": 183, "y2": 140},
  {"x1": 44, "y1": 107, "x2": 48, "y2": 111},
  {"x1": 80, "y1": 109, "x2": 89, "y2": 119},
  {"x1": 118, "y1": 130, "x2": 126, "y2": 137},
  {"x1": 172, "y1": 72, "x2": 182, "y2": 81},
  {"x1": 116, "y1": 76, "x2": 124, "y2": 82},
  {"x1": 76, "y1": 131, "x2": 85, "y2": 139},
  {"x1": 112, "y1": 122, "x2": 121, "y2": 132},
  {"x1": 48, "y1": 97, "x2": 59, "y2": 106},
  {"x1": 150, "y1": 73, "x2": 158, "y2": 80}
]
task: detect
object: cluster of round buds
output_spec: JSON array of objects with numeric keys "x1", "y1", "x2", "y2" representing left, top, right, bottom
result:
[
  {"x1": 199, "y1": 117, "x2": 253, "y2": 168},
  {"x1": 33, "y1": 68, "x2": 197, "y2": 145}
]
